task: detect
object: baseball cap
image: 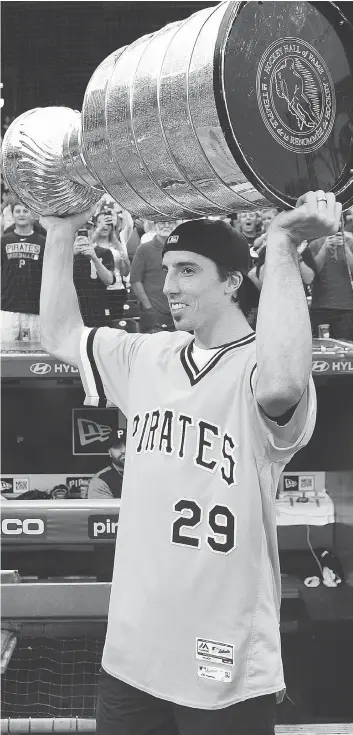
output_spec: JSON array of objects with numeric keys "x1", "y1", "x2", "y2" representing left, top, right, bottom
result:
[
  {"x1": 163, "y1": 219, "x2": 260, "y2": 309},
  {"x1": 107, "y1": 430, "x2": 126, "y2": 449}
]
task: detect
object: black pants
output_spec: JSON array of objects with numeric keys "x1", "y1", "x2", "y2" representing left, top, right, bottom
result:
[
  {"x1": 96, "y1": 668, "x2": 277, "y2": 735},
  {"x1": 106, "y1": 289, "x2": 128, "y2": 320}
]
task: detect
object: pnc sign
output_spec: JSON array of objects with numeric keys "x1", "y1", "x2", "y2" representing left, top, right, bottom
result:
[{"x1": 1, "y1": 517, "x2": 46, "y2": 537}]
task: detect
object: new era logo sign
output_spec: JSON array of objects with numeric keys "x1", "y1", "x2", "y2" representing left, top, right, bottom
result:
[
  {"x1": 72, "y1": 408, "x2": 123, "y2": 456},
  {"x1": 283, "y1": 476, "x2": 299, "y2": 491},
  {"x1": 77, "y1": 419, "x2": 111, "y2": 446}
]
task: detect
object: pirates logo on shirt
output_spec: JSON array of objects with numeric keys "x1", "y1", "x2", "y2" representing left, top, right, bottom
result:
[{"x1": 256, "y1": 38, "x2": 335, "y2": 154}]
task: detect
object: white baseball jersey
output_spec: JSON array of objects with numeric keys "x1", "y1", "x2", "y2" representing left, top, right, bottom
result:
[{"x1": 79, "y1": 326, "x2": 316, "y2": 709}]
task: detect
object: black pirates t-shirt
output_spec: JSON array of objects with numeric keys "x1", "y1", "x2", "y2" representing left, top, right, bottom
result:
[{"x1": 1, "y1": 230, "x2": 46, "y2": 314}]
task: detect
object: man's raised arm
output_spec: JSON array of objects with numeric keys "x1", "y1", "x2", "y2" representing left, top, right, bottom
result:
[
  {"x1": 255, "y1": 191, "x2": 342, "y2": 418},
  {"x1": 40, "y1": 207, "x2": 96, "y2": 366}
]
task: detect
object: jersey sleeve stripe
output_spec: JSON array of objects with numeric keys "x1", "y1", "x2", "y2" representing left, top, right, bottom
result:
[
  {"x1": 249, "y1": 364, "x2": 257, "y2": 395},
  {"x1": 79, "y1": 327, "x2": 106, "y2": 407}
]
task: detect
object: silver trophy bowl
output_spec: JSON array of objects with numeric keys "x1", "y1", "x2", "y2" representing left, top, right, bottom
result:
[
  {"x1": 2, "y1": 107, "x2": 104, "y2": 217},
  {"x1": 2, "y1": 1, "x2": 353, "y2": 219}
]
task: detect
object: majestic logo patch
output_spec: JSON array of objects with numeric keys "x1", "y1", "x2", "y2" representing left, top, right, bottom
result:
[
  {"x1": 196, "y1": 638, "x2": 234, "y2": 666},
  {"x1": 256, "y1": 37, "x2": 335, "y2": 153}
]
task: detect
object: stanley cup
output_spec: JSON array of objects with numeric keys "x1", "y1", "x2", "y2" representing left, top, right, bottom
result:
[{"x1": 2, "y1": 1, "x2": 353, "y2": 219}]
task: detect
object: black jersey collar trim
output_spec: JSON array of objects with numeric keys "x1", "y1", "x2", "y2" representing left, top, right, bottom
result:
[{"x1": 180, "y1": 332, "x2": 255, "y2": 386}]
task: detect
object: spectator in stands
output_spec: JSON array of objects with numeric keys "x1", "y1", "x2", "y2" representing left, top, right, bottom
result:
[
  {"x1": 3, "y1": 210, "x2": 47, "y2": 237},
  {"x1": 130, "y1": 220, "x2": 182, "y2": 332},
  {"x1": 252, "y1": 208, "x2": 278, "y2": 258},
  {"x1": 1, "y1": 114, "x2": 14, "y2": 136},
  {"x1": 12, "y1": 487, "x2": 69, "y2": 500},
  {"x1": 88, "y1": 432, "x2": 126, "y2": 499},
  {"x1": 236, "y1": 212, "x2": 259, "y2": 262},
  {"x1": 126, "y1": 217, "x2": 144, "y2": 263},
  {"x1": 51, "y1": 484, "x2": 69, "y2": 499},
  {"x1": 91, "y1": 208, "x2": 131, "y2": 320},
  {"x1": 219, "y1": 215, "x2": 234, "y2": 227},
  {"x1": 249, "y1": 240, "x2": 316, "y2": 293},
  {"x1": 73, "y1": 228, "x2": 116, "y2": 327},
  {"x1": 140, "y1": 220, "x2": 156, "y2": 244},
  {"x1": 1, "y1": 201, "x2": 46, "y2": 342},
  {"x1": 308, "y1": 229, "x2": 353, "y2": 340},
  {"x1": 1, "y1": 187, "x2": 15, "y2": 233},
  {"x1": 13, "y1": 489, "x2": 49, "y2": 500}
]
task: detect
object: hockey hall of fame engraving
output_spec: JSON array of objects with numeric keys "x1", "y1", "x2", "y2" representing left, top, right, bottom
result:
[{"x1": 256, "y1": 37, "x2": 336, "y2": 154}]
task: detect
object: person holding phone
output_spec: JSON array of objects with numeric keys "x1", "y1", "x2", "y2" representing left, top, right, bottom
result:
[
  {"x1": 73, "y1": 226, "x2": 116, "y2": 327},
  {"x1": 91, "y1": 207, "x2": 131, "y2": 319},
  {"x1": 308, "y1": 228, "x2": 353, "y2": 340}
]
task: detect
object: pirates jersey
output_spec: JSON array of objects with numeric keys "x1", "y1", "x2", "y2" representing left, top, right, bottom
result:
[{"x1": 79, "y1": 327, "x2": 316, "y2": 709}]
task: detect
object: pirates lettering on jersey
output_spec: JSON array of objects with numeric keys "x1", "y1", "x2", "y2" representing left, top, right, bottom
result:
[
  {"x1": 132, "y1": 408, "x2": 238, "y2": 487},
  {"x1": 5, "y1": 242, "x2": 41, "y2": 260}
]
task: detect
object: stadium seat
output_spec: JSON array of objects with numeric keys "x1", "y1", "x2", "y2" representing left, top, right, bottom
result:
[
  {"x1": 111, "y1": 318, "x2": 140, "y2": 332},
  {"x1": 122, "y1": 300, "x2": 140, "y2": 318}
]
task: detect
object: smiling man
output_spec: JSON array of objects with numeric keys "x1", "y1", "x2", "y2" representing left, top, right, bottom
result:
[
  {"x1": 161, "y1": 218, "x2": 259, "y2": 343},
  {"x1": 40, "y1": 191, "x2": 341, "y2": 735}
]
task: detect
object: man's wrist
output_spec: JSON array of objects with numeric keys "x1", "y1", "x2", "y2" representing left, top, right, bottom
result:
[
  {"x1": 45, "y1": 223, "x2": 76, "y2": 238},
  {"x1": 267, "y1": 225, "x2": 302, "y2": 248}
]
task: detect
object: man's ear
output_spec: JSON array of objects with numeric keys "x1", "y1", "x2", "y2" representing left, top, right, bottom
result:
[{"x1": 224, "y1": 271, "x2": 243, "y2": 295}]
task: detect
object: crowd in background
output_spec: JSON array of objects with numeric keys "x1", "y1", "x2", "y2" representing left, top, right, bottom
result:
[{"x1": 1, "y1": 175, "x2": 353, "y2": 342}]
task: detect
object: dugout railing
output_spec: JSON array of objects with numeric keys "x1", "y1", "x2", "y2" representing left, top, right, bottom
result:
[{"x1": 1, "y1": 574, "x2": 353, "y2": 733}]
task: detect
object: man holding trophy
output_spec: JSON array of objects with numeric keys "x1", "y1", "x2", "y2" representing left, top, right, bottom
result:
[{"x1": 2, "y1": 1, "x2": 352, "y2": 733}]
